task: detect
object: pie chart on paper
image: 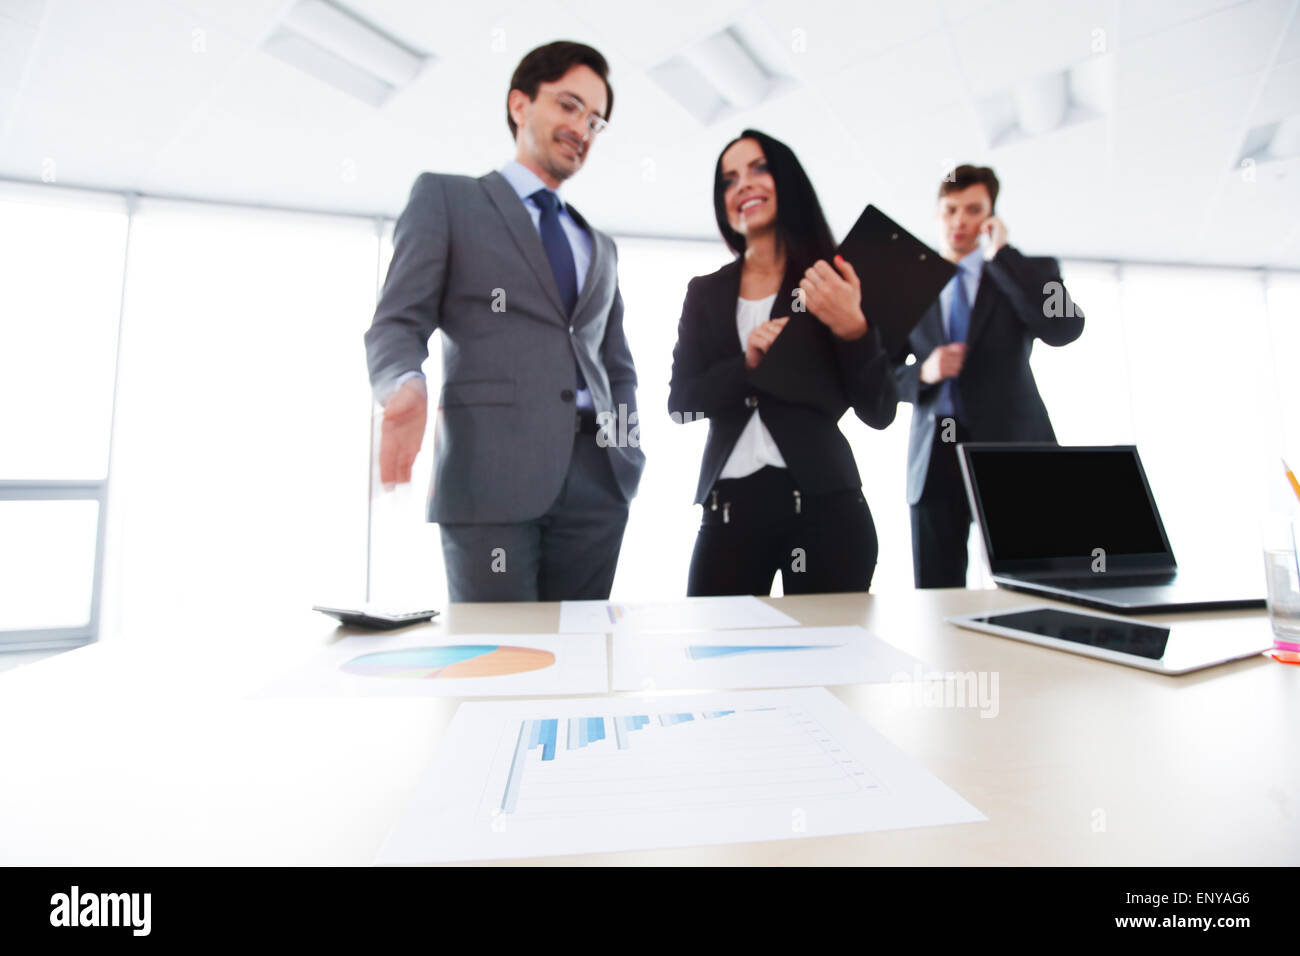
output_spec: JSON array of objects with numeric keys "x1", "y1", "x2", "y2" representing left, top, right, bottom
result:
[{"x1": 340, "y1": 645, "x2": 556, "y2": 680}]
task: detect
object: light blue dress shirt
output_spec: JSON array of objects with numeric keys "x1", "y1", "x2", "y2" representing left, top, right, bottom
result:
[
  {"x1": 497, "y1": 160, "x2": 593, "y2": 293},
  {"x1": 387, "y1": 161, "x2": 595, "y2": 408}
]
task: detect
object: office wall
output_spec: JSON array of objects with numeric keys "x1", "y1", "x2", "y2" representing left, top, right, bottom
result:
[
  {"x1": 104, "y1": 198, "x2": 377, "y2": 636},
  {"x1": 1033, "y1": 264, "x2": 1294, "y2": 570},
  {"x1": 0, "y1": 185, "x2": 126, "y2": 637}
]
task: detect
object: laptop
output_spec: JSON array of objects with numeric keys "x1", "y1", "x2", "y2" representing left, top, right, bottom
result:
[{"x1": 956, "y1": 443, "x2": 1266, "y2": 613}]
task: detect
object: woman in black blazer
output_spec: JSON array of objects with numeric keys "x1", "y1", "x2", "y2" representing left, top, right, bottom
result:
[{"x1": 668, "y1": 129, "x2": 898, "y2": 596}]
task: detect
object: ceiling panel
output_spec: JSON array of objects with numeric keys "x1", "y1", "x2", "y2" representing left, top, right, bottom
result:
[
  {"x1": 1115, "y1": 0, "x2": 1289, "y2": 107},
  {"x1": 1117, "y1": 0, "x2": 1252, "y2": 41},
  {"x1": 561, "y1": 0, "x2": 751, "y2": 70},
  {"x1": 1111, "y1": 71, "x2": 1256, "y2": 176},
  {"x1": 0, "y1": 0, "x2": 1293, "y2": 266},
  {"x1": 754, "y1": 0, "x2": 945, "y2": 81},
  {"x1": 979, "y1": 116, "x2": 1115, "y2": 258},
  {"x1": 821, "y1": 31, "x2": 965, "y2": 135},
  {"x1": 1277, "y1": 6, "x2": 1300, "y2": 63},
  {"x1": 347, "y1": 0, "x2": 516, "y2": 56},
  {"x1": 0, "y1": 0, "x2": 47, "y2": 28},
  {"x1": 1, "y1": 0, "x2": 250, "y2": 183},
  {"x1": 158, "y1": 0, "x2": 290, "y2": 43},
  {"x1": 1209, "y1": 155, "x2": 1300, "y2": 265},
  {"x1": 1250, "y1": 58, "x2": 1300, "y2": 124},
  {"x1": 0, "y1": 14, "x2": 38, "y2": 89},
  {"x1": 950, "y1": 0, "x2": 1114, "y2": 99}
]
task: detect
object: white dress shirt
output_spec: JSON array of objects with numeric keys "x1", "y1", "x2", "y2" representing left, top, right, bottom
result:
[{"x1": 719, "y1": 293, "x2": 788, "y2": 479}]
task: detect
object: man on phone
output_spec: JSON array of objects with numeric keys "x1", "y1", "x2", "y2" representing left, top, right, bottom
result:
[
  {"x1": 363, "y1": 41, "x2": 644, "y2": 602},
  {"x1": 892, "y1": 165, "x2": 1084, "y2": 588}
]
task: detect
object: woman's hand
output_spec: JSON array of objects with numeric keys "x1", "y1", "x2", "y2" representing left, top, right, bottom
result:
[
  {"x1": 799, "y1": 255, "x2": 867, "y2": 340},
  {"x1": 745, "y1": 316, "x2": 789, "y2": 370}
]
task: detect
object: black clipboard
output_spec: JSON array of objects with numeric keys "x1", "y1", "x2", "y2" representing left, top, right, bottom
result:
[
  {"x1": 747, "y1": 204, "x2": 956, "y2": 416},
  {"x1": 836, "y1": 204, "x2": 957, "y2": 356},
  {"x1": 747, "y1": 311, "x2": 847, "y2": 417}
]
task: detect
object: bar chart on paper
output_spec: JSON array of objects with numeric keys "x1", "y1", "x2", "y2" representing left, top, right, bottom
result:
[
  {"x1": 611, "y1": 626, "x2": 926, "y2": 691},
  {"x1": 377, "y1": 688, "x2": 985, "y2": 863},
  {"x1": 498, "y1": 704, "x2": 879, "y2": 816}
]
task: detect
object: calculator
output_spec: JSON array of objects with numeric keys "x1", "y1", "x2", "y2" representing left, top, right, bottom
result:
[{"x1": 312, "y1": 605, "x2": 440, "y2": 630}]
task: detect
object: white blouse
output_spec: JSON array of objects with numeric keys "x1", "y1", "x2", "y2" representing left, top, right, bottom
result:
[{"x1": 719, "y1": 293, "x2": 788, "y2": 479}]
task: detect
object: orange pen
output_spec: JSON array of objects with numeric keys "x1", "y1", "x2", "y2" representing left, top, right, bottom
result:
[{"x1": 1284, "y1": 459, "x2": 1300, "y2": 504}]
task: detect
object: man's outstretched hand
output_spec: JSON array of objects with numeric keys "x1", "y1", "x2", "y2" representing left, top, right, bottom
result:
[{"x1": 379, "y1": 378, "x2": 428, "y2": 486}]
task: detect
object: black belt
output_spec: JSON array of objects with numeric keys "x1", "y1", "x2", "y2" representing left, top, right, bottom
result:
[{"x1": 575, "y1": 409, "x2": 598, "y2": 435}]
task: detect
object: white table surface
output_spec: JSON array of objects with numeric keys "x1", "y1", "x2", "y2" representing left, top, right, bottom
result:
[{"x1": 0, "y1": 589, "x2": 1294, "y2": 865}]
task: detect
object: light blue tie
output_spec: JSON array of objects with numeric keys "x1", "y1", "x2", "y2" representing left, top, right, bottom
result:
[{"x1": 937, "y1": 270, "x2": 970, "y2": 422}]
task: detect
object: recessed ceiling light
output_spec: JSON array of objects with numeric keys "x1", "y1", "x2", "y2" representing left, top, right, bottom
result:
[
  {"x1": 976, "y1": 58, "x2": 1113, "y2": 148},
  {"x1": 1239, "y1": 114, "x2": 1300, "y2": 166},
  {"x1": 263, "y1": 0, "x2": 429, "y2": 108},
  {"x1": 648, "y1": 19, "x2": 798, "y2": 126}
]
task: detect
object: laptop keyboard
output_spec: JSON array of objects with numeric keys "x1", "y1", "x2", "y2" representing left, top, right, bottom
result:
[{"x1": 1034, "y1": 574, "x2": 1174, "y2": 590}]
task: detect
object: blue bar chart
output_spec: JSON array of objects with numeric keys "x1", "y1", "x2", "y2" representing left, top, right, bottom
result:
[
  {"x1": 612, "y1": 626, "x2": 924, "y2": 691},
  {"x1": 686, "y1": 644, "x2": 841, "y2": 660},
  {"x1": 497, "y1": 704, "x2": 881, "y2": 816},
  {"x1": 377, "y1": 689, "x2": 987, "y2": 864}
]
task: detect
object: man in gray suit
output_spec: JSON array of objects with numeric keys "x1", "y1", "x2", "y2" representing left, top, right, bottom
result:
[{"x1": 364, "y1": 41, "x2": 645, "y2": 602}]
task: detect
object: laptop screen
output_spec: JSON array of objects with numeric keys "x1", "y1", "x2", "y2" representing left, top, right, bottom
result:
[{"x1": 959, "y1": 445, "x2": 1174, "y2": 573}]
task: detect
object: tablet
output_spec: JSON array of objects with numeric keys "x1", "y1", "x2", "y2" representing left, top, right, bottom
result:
[{"x1": 945, "y1": 605, "x2": 1273, "y2": 674}]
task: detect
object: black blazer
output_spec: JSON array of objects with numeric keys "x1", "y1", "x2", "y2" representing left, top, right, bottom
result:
[
  {"x1": 891, "y1": 245, "x2": 1085, "y2": 505},
  {"x1": 668, "y1": 259, "x2": 898, "y2": 504}
]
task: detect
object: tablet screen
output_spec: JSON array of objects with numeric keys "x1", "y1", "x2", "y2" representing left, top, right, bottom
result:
[{"x1": 972, "y1": 608, "x2": 1171, "y2": 660}]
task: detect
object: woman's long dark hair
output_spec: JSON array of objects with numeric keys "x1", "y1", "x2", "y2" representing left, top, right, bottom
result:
[{"x1": 712, "y1": 129, "x2": 836, "y2": 277}]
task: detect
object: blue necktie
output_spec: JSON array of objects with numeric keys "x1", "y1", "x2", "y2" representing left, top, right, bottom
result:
[
  {"x1": 530, "y1": 188, "x2": 585, "y2": 391},
  {"x1": 938, "y1": 270, "x2": 970, "y2": 422}
]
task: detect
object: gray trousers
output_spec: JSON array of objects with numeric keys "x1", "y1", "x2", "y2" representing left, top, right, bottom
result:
[{"x1": 438, "y1": 433, "x2": 630, "y2": 602}]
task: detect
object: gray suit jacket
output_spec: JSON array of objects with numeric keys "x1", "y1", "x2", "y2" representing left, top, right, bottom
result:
[
  {"x1": 891, "y1": 245, "x2": 1084, "y2": 506},
  {"x1": 364, "y1": 170, "x2": 646, "y2": 524}
]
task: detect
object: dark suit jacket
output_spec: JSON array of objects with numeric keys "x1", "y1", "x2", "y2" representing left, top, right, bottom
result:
[
  {"x1": 668, "y1": 259, "x2": 898, "y2": 504},
  {"x1": 891, "y1": 245, "x2": 1085, "y2": 505}
]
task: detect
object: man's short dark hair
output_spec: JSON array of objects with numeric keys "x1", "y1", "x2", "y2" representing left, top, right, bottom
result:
[
  {"x1": 938, "y1": 164, "x2": 999, "y2": 210},
  {"x1": 506, "y1": 41, "x2": 612, "y2": 139}
]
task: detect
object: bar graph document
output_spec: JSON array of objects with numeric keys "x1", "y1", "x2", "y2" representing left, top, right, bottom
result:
[
  {"x1": 612, "y1": 626, "x2": 925, "y2": 691},
  {"x1": 377, "y1": 688, "x2": 985, "y2": 863}
]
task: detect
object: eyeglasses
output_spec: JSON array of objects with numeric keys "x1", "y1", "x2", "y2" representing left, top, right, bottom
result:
[{"x1": 545, "y1": 90, "x2": 608, "y2": 135}]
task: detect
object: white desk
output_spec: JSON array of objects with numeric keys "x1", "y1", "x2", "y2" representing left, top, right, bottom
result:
[{"x1": 0, "y1": 590, "x2": 1294, "y2": 865}]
